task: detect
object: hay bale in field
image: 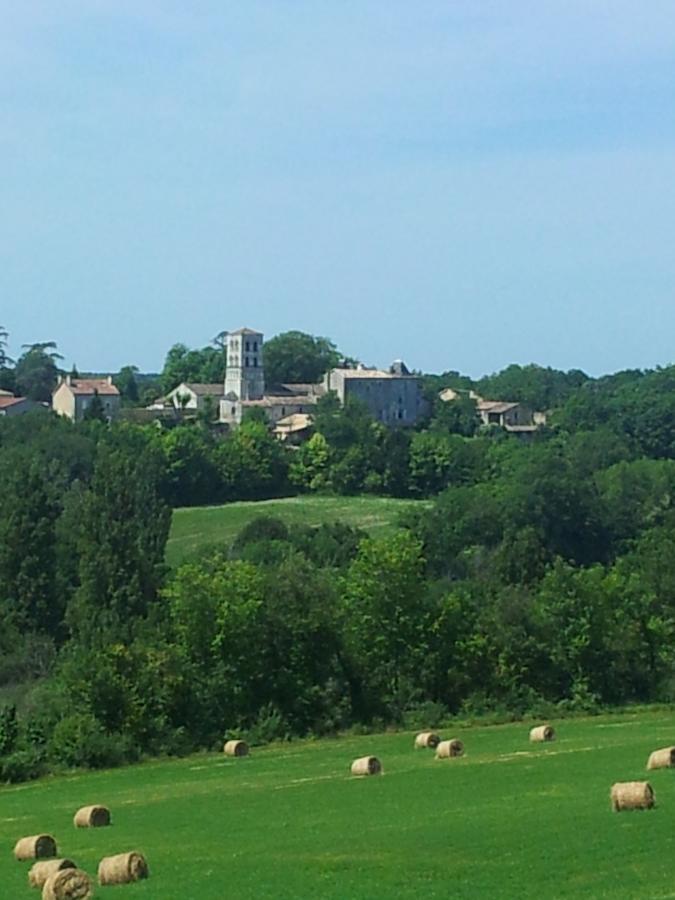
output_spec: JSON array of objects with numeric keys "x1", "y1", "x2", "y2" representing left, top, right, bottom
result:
[
  {"x1": 29, "y1": 859, "x2": 76, "y2": 889},
  {"x1": 224, "y1": 739, "x2": 249, "y2": 757},
  {"x1": 414, "y1": 732, "x2": 441, "y2": 749},
  {"x1": 73, "y1": 804, "x2": 111, "y2": 828},
  {"x1": 610, "y1": 781, "x2": 655, "y2": 812},
  {"x1": 98, "y1": 851, "x2": 149, "y2": 885},
  {"x1": 647, "y1": 746, "x2": 675, "y2": 770},
  {"x1": 350, "y1": 756, "x2": 382, "y2": 776},
  {"x1": 435, "y1": 739, "x2": 464, "y2": 759},
  {"x1": 42, "y1": 868, "x2": 92, "y2": 900},
  {"x1": 14, "y1": 835, "x2": 57, "y2": 862},
  {"x1": 529, "y1": 724, "x2": 555, "y2": 743}
]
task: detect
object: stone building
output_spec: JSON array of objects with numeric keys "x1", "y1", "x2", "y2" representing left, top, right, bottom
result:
[
  {"x1": 52, "y1": 375, "x2": 121, "y2": 422},
  {"x1": 211, "y1": 325, "x2": 426, "y2": 430},
  {"x1": 324, "y1": 364, "x2": 427, "y2": 426},
  {"x1": 160, "y1": 382, "x2": 224, "y2": 412},
  {"x1": 220, "y1": 327, "x2": 321, "y2": 427}
]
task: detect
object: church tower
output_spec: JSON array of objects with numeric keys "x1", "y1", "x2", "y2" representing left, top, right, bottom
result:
[{"x1": 224, "y1": 328, "x2": 265, "y2": 401}]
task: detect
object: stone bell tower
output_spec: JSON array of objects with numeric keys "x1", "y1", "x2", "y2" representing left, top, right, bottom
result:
[{"x1": 224, "y1": 327, "x2": 265, "y2": 401}]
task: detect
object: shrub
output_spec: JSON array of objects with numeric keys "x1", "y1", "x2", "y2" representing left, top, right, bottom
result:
[
  {"x1": 48, "y1": 712, "x2": 132, "y2": 769},
  {"x1": 0, "y1": 748, "x2": 46, "y2": 784}
]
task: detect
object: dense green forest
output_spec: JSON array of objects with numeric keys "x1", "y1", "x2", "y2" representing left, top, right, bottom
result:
[{"x1": 2, "y1": 353, "x2": 675, "y2": 782}]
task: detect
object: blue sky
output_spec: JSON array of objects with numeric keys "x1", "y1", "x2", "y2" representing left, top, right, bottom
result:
[{"x1": 1, "y1": 1, "x2": 675, "y2": 377}]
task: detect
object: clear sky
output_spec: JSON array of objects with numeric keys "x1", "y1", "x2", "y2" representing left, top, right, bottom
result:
[{"x1": 1, "y1": 1, "x2": 674, "y2": 377}]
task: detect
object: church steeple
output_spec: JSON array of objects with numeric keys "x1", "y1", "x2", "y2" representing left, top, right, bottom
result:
[{"x1": 224, "y1": 327, "x2": 265, "y2": 400}]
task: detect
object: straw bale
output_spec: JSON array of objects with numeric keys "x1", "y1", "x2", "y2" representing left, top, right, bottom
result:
[
  {"x1": 98, "y1": 851, "x2": 149, "y2": 885},
  {"x1": 29, "y1": 859, "x2": 76, "y2": 889},
  {"x1": 647, "y1": 746, "x2": 675, "y2": 770},
  {"x1": 610, "y1": 781, "x2": 655, "y2": 812},
  {"x1": 14, "y1": 835, "x2": 57, "y2": 861},
  {"x1": 529, "y1": 724, "x2": 555, "y2": 743},
  {"x1": 224, "y1": 739, "x2": 249, "y2": 757},
  {"x1": 435, "y1": 739, "x2": 464, "y2": 759},
  {"x1": 414, "y1": 732, "x2": 440, "y2": 749},
  {"x1": 350, "y1": 756, "x2": 382, "y2": 776},
  {"x1": 73, "y1": 804, "x2": 111, "y2": 828},
  {"x1": 42, "y1": 868, "x2": 92, "y2": 900}
]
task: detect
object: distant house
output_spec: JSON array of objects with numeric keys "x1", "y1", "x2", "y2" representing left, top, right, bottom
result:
[
  {"x1": 273, "y1": 413, "x2": 314, "y2": 445},
  {"x1": 476, "y1": 400, "x2": 532, "y2": 428},
  {"x1": 0, "y1": 395, "x2": 47, "y2": 417},
  {"x1": 161, "y1": 382, "x2": 224, "y2": 412},
  {"x1": 52, "y1": 375, "x2": 121, "y2": 422}
]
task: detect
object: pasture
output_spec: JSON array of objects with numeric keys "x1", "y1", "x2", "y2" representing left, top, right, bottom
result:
[
  {"x1": 166, "y1": 495, "x2": 428, "y2": 566},
  {"x1": 2, "y1": 711, "x2": 675, "y2": 898}
]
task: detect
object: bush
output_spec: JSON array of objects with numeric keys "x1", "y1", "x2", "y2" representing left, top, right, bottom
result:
[
  {"x1": 402, "y1": 700, "x2": 448, "y2": 730},
  {"x1": 0, "y1": 748, "x2": 46, "y2": 784},
  {"x1": 244, "y1": 703, "x2": 290, "y2": 745},
  {"x1": 0, "y1": 704, "x2": 18, "y2": 755},
  {"x1": 47, "y1": 713, "x2": 134, "y2": 769}
]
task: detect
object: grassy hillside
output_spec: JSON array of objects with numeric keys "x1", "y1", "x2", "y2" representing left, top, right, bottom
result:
[
  {"x1": 3, "y1": 712, "x2": 675, "y2": 898},
  {"x1": 166, "y1": 495, "x2": 428, "y2": 567}
]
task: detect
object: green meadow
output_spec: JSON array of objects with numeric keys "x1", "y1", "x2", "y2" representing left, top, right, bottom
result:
[
  {"x1": 166, "y1": 495, "x2": 428, "y2": 567},
  {"x1": 3, "y1": 711, "x2": 675, "y2": 898}
]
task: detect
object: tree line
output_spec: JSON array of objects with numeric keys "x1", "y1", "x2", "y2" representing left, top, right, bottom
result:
[{"x1": 2, "y1": 343, "x2": 675, "y2": 780}]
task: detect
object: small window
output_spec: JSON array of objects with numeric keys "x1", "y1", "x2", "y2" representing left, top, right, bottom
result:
[
  {"x1": 231, "y1": 406, "x2": 236, "y2": 416},
  {"x1": 246, "y1": 356, "x2": 250, "y2": 367},
  {"x1": 253, "y1": 341, "x2": 258, "y2": 351},
  {"x1": 281, "y1": 406, "x2": 286, "y2": 416},
  {"x1": 253, "y1": 357, "x2": 258, "y2": 367},
  {"x1": 245, "y1": 341, "x2": 250, "y2": 352}
]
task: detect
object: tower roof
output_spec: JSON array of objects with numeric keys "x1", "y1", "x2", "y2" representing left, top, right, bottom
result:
[{"x1": 230, "y1": 327, "x2": 262, "y2": 336}]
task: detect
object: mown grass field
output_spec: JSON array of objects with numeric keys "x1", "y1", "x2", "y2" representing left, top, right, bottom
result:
[
  {"x1": 166, "y1": 495, "x2": 428, "y2": 567},
  {"x1": 3, "y1": 711, "x2": 675, "y2": 898}
]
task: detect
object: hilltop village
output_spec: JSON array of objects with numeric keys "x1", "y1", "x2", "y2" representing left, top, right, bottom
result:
[{"x1": 1, "y1": 326, "x2": 547, "y2": 441}]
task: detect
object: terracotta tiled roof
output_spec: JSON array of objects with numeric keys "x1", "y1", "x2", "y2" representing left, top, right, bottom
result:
[
  {"x1": 66, "y1": 379, "x2": 120, "y2": 396},
  {"x1": 0, "y1": 396, "x2": 26, "y2": 408}
]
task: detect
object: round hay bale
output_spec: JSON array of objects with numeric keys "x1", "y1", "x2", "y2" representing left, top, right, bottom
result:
[
  {"x1": 14, "y1": 835, "x2": 57, "y2": 862},
  {"x1": 42, "y1": 868, "x2": 92, "y2": 900},
  {"x1": 224, "y1": 739, "x2": 249, "y2": 758},
  {"x1": 414, "y1": 732, "x2": 441, "y2": 750},
  {"x1": 29, "y1": 860, "x2": 76, "y2": 889},
  {"x1": 529, "y1": 724, "x2": 555, "y2": 743},
  {"x1": 350, "y1": 756, "x2": 382, "y2": 776},
  {"x1": 647, "y1": 746, "x2": 675, "y2": 770},
  {"x1": 610, "y1": 781, "x2": 655, "y2": 812},
  {"x1": 73, "y1": 805, "x2": 111, "y2": 828},
  {"x1": 98, "y1": 851, "x2": 149, "y2": 886},
  {"x1": 435, "y1": 739, "x2": 464, "y2": 759}
]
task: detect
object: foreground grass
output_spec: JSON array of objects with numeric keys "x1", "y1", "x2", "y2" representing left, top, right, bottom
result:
[
  {"x1": 3, "y1": 712, "x2": 675, "y2": 898},
  {"x1": 166, "y1": 495, "x2": 428, "y2": 567}
]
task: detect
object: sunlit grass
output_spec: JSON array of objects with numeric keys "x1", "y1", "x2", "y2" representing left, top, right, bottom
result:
[
  {"x1": 2, "y1": 712, "x2": 675, "y2": 898},
  {"x1": 166, "y1": 495, "x2": 429, "y2": 566}
]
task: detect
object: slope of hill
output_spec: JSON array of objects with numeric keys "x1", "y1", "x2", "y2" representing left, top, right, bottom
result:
[{"x1": 166, "y1": 495, "x2": 429, "y2": 567}]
